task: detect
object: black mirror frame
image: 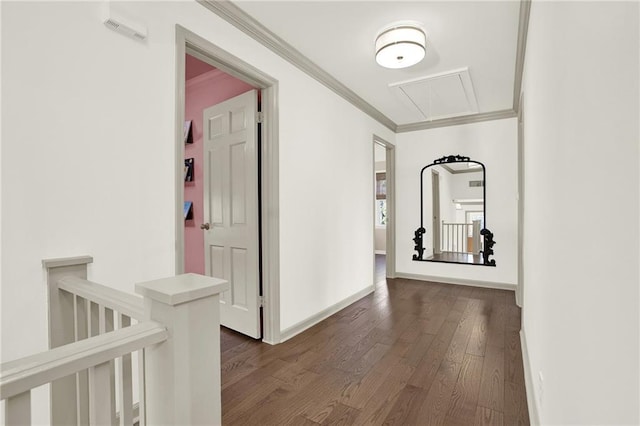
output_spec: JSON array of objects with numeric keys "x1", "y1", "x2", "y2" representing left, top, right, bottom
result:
[{"x1": 412, "y1": 155, "x2": 496, "y2": 266}]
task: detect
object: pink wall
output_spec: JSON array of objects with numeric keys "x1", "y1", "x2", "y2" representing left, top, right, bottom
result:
[{"x1": 184, "y1": 56, "x2": 256, "y2": 274}]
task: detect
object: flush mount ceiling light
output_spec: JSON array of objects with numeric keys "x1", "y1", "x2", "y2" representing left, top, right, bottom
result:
[{"x1": 375, "y1": 24, "x2": 426, "y2": 69}]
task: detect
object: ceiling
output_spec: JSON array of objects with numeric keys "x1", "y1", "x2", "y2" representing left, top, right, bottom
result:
[{"x1": 229, "y1": 1, "x2": 523, "y2": 128}]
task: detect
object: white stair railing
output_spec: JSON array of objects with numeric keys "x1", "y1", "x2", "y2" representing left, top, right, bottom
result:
[
  {"x1": 1, "y1": 255, "x2": 228, "y2": 425},
  {"x1": 441, "y1": 221, "x2": 483, "y2": 254}
]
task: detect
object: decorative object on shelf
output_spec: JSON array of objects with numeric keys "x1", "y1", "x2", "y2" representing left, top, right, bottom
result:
[
  {"x1": 412, "y1": 154, "x2": 496, "y2": 266},
  {"x1": 184, "y1": 158, "x2": 194, "y2": 182},
  {"x1": 375, "y1": 23, "x2": 427, "y2": 69},
  {"x1": 183, "y1": 201, "x2": 194, "y2": 220},
  {"x1": 184, "y1": 120, "x2": 193, "y2": 144}
]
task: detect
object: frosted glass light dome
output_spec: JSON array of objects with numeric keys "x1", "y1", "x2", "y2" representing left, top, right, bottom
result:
[{"x1": 375, "y1": 25, "x2": 426, "y2": 69}]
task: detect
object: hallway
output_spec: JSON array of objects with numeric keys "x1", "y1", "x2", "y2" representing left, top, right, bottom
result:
[{"x1": 219, "y1": 265, "x2": 529, "y2": 425}]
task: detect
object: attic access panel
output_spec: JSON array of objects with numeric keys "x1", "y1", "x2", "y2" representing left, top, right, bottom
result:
[{"x1": 390, "y1": 67, "x2": 479, "y2": 121}]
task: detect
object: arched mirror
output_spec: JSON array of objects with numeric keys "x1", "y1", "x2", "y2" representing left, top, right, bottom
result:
[{"x1": 412, "y1": 155, "x2": 496, "y2": 266}]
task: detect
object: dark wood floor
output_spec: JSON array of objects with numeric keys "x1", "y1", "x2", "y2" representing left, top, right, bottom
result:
[
  {"x1": 219, "y1": 255, "x2": 529, "y2": 425},
  {"x1": 426, "y1": 252, "x2": 482, "y2": 265}
]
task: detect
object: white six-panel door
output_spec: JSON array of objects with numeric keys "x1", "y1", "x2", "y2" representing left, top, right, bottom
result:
[{"x1": 202, "y1": 90, "x2": 260, "y2": 339}]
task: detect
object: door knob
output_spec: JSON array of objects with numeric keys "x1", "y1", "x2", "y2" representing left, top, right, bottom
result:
[{"x1": 200, "y1": 223, "x2": 211, "y2": 230}]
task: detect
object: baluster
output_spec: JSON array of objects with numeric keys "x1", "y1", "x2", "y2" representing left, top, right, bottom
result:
[
  {"x1": 137, "y1": 348, "x2": 146, "y2": 426},
  {"x1": 4, "y1": 391, "x2": 31, "y2": 425},
  {"x1": 88, "y1": 304, "x2": 116, "y2": 425},
  {"x1": 117, "y1": 314, "x2": 134, "y2": 426},
  {"x1": 74, "y1": 296, "x2": 90, "y2": 425}
]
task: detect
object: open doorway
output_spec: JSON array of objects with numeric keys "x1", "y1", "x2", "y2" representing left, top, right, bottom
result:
[
  {"x1": 183, "y1": 54, "x2": 257, "y2": 276},
  {"x1": 372, "y1": 135, "x2": 396, "y2": 285},
  {"x1": 175, "y1": 26, "x2": 281, "y2": 344},
  {"x1": 183, "y1": 53, "x2": 262, "y2": 339}
]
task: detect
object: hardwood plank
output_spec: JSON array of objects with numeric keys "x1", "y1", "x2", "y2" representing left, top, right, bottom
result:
[
  {"x1": 232, "y1": 371, "x2": 343, "y2": 425},
  {"x1": 505, "y1": 329, "x2": 525, "y2": 384},
  {"x1": 318, "y1": 402, "x2": 360, "y2": 425},
  {"x1": 286, "y1": 414, "x2": 320, "y2": 426},
  {"x1": 444, "y1": 300, "x2": 478, "y2": 364},
  {"x1": 272, "y1": 361, "x2": 322, "y2": 390},
  {"x1": 407, "y1": 321, "x2": 458, "y2": 389},
  {"x1": 222, "y1": 358, "x2": 289, "y2": 410},
  {"x1": 381, "y1": 384, "x2": 429, "y2": 425},
  {"x1": 222, "y1": 375, "x2": 287, "y2": 423},
  {"x1": 446, "y1": 354, "x2": 485, "y2": 425},
  {"x1": 291, "y1": 369, "x2": 361, "y2": 424},
  {"x1": 478, "y1": 343, "x2": 505, "y2": 412},
  {"x1": 504, "y1": 380, "x2": 530, "y2": 425},
  {"x1": 485, "y1": 302, "x2": 507, "y2": 349},
  {"x1": 467, "y1": 299, "x2": 490, "y2": 356},
  {"x1": 402, "y1": 332, "x2": 436, "y2": 367},
  {"x1": 411, "y1": 359, "x2": 464, "y2": 425},
  {"x1": 343, "y1": 342, "x2": 391, "y2": 376},
  {"x1": 339, "y1": 353, "x2": 402, "y2": 409},
  {"x1": 474, "y1": 406, "x2": 504, "y2": 426},
  {"x1": 353, "y1": 362, "x2": 414, "y2": 425}
]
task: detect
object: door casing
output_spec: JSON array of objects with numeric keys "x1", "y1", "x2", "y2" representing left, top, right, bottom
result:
[
  {"x1": 175, "y1": 25, "x2": 281, "y2": 344},
  {"x1": 432, "y1": 169, "x2": 441, "y2": 255},
  {"x1": 372, "y1": 135, "x2": 396, "y2": 280}
]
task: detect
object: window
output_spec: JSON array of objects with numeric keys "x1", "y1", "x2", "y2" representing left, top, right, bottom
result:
[{"x1": 376, "y1": 172, "x2": 387, "y2": 226}]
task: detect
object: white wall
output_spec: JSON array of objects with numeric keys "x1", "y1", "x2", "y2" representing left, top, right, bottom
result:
[
  {"x1": 451, "y1": 170, "x2": 483, "y2": 200},
  {"x1": 521, "y1": 2, "x2": 639, "y2": 424},
  {"x1": 396, "y1": 118, "x2": 518, "y2": 286},
  {"x1": 1, "y1": 2, "x2": 394, "y2": 419}
]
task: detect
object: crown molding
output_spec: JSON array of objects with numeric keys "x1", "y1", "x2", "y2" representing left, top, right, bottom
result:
[
  {"x1": 396, "y1": 109, "x2": 517, "y2": 133},
  {"x1": 197, "y1": 0, "x2": 397, "y2": 131},
  {"x1": 513, "y1": 0, "x2": 531, "y2": 112}
]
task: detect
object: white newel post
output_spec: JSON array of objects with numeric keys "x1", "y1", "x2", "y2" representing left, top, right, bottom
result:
[
  {"x1": 135, "y1": 273, "x2": 228, "y2": 425},
  {"x1": 42, "y1": 255, "x2": 94, "y2": 426}
]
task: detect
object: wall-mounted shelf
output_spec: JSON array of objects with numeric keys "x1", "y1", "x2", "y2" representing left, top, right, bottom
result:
[
  {"x1": 184, "y1": 158, "x2": 194, "y2": 182},
  {"x1": 184, "y1": 120, "x2": 193, "y2": 144},
  {"x1": 184, "y1": 201, "x2": 194, "y2": 220}
]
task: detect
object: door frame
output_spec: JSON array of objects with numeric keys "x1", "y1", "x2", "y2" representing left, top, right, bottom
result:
[
  {"x1": 175, "y1": 25, "x2": 281, "y2": 344},
  {"x1": 431, "y1": 169, "x2": 441, "y2": 255},
  {"x1": 516, "y1": 92, "x2": 525, "y2": 308},
  {"x1": 372, "y1": 135, "x2": 396, "y2": 279}
]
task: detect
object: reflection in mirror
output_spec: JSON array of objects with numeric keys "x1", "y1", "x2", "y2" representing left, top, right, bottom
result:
[{"x1": 412, "y1": 155, "x2": 496, "y2": 266}]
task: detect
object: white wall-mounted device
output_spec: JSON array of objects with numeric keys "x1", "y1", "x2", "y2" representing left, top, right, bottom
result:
[{"x1": 101, "y1": 2, "x2": 147, "y2": 41}]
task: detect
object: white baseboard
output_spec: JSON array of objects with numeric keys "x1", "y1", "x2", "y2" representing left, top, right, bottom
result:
[
  {"x1": 374, "y1": 250, "x2": 386, "y2": 255},
  {"x1": 279, "y1": 285, "x2": 375, "y2": 343},
  {"x1": 520, "y1": 327, "x2": 540, "y2": 426},
  {"x1": 394, "y1": 272, "x2": 517, "y2": 292},
  {"x1": 515, "y1": 287, "x2": 522, "y2": 307}
]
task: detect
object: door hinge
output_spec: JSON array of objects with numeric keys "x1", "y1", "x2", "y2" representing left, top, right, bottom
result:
[
  {"x1": 256, "y1": 111, "x2": 264, "y2": 123},
  {"x1": 259, "y1": 295, "x2": 264, "y2": 307}
]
